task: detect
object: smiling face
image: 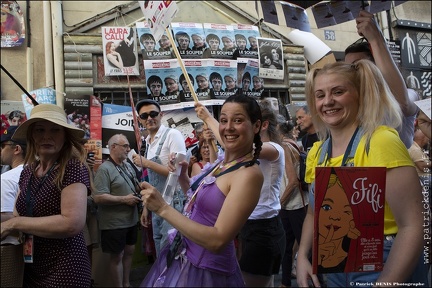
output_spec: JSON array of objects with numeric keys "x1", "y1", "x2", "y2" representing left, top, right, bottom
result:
[
  {"x1": 314, "y1": 73, "x2": 360, "y2": 130},
  {"x1": 32, "y1": 121, "x2": 66, "y2": 159},
  {"x1": 219, "y1": 102, "x2": 260, "y2": 154},
  {"x1": 319, "y1": 179, "x2": 353, "y2": 241}
]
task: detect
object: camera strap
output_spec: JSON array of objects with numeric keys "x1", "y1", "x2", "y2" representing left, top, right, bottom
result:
[{"x1": 108, "y1": 156, "x2": 140, "y2": 196}]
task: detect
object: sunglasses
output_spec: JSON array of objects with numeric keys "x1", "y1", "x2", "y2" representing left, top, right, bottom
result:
[{"x1": 139, "y1": 111, "x2": 160, "y2": 120}]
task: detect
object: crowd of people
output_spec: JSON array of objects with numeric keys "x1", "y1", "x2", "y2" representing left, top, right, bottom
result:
[{"x1": 1, "y1": 10, "x2": 431, "y2": 288}]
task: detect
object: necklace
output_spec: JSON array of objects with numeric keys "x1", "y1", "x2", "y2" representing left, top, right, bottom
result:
[{"x1": 213, "y1": 151, "x2": 254, "y2": 177}]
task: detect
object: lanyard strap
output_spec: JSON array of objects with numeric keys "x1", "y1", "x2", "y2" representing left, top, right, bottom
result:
[
  {"x1": 108, "y1": 156, "x2": 140, "y2": 196},
  {"x1": 325, "y1": 126, "x2": 360, "y2": 167},
  {"x1": 26, "y1": 162, "x2": 57, "y2": 217}
]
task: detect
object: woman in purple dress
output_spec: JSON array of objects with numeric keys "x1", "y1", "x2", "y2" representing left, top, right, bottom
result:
[
  {"x1": 1, "y1": 104, "x2": 92, "y2": 287},
  {"x1": 139, "y1": 95, "x2": 264, "y2": 287}
]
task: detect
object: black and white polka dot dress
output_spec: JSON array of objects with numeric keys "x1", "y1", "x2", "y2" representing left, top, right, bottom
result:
[{"x1": 16, "y1": 159, "x2": 92, "y2": 287}]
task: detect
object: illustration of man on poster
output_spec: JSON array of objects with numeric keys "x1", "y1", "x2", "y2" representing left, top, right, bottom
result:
[{"x1": 249, "y1": 36, "x2": 258, "y2": 51}]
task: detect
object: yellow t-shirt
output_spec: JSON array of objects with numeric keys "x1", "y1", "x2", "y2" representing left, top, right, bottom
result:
[{"x1": 305, "y1": 126, "x2": 414, "y2": 235}]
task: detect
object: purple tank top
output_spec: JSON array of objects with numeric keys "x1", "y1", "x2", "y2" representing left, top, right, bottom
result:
[{"x1": 183, "y1": 181, "x2": 238, "y2": 275}]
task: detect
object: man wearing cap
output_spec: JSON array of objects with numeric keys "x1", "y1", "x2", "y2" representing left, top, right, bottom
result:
[
  {"x1": 93, "y1": 134, "x2": 142, "y2": 287},
  {"x1": 1, "y1": 125, "x2": 26, "y2": 222},
  {"x1": 132, "y1": 99, "x2": 186, "y2": 256}
]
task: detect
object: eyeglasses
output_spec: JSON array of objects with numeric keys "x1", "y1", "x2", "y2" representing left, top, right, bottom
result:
[
  {"x1": 113, "y1": 143, "x2": 130, "y2": 149},
  {"x1": 1, "y1": 142, "x2": 15, "y2": 149},
  {"x1": 139, "y1": 111, "x2": 160, "y2": 120}
]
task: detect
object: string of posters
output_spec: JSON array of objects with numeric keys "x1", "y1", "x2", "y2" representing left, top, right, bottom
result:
[{"x1": 101, "y1": 22, "x2": 284, "y2": 110}]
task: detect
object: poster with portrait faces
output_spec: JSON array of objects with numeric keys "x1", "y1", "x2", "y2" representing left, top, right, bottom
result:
[
  {"x1": 207, "y1": 59, "x2": 237, "y2": 103},
  {"x1": 313, "y1": 167, "x2": 385, "y2": 274},
  {"x1": 232, "y1": 24, "x2": 260, "y2": 59},
  {"x1": 202, "y1": 23, "x2": 235, "y2": 59},
  {"x1": 101, "y1": 103, "x2": 138, "y2": 155},
  {"x1": 21, "y1": 88, "x2": 57, "y2": 119},
  {"x1": 242, "y1": 59, "x2": 263, "y2": 100},
  {"x1": 136, "y1": 22, "x2": 174, "y2": 60},
  {"x1": 144, "y1": 59, "x2": 182, "y2": 108},
  {"x1": 102, "y1": 26, "x2": 139, "y2": 76},
  {"x1": 171, "y1": 22, "x2": 206, "y2": 59},
  {"x1": 183, "y1": 59, "x2": 212, "y2": 103},
  {"x1": 257, "y1": 37, "x2": 284, "y2": 80}
]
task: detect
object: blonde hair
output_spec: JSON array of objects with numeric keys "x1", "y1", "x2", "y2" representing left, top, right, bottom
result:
[{"x1": 305, "y1": 60, "x2": 402, "y2": 143}]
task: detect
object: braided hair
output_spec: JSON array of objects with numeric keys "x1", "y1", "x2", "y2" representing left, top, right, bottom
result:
[{"x1": 222, "y1": 95, "x2": 262, "y2": 167}]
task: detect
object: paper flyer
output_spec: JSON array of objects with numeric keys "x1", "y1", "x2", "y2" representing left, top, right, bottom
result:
[
  {"x1": 242, "y1": 58, "x2": 262, "y2": 100},
  {"x1": 101, "y1": 103, "x2": 138, "y2": 155},
  {"x1": 101, "y1": 26, "x2": 139, "y2": 76},
  {"x1": 64, "y1": 95, "x2": 91, "y2": 140},
  {"x1": 136, "y1": 22, "x2": 174, "y2": 60},
  {"x1": 21, "y1": 88, "x2": 57, "y2": 119},
  {"x1": 171, "y1": 22, "x2": 206, "y2": 59},
  {"x1": 144, "y1": 59, "x2": 181, "y2": 106},
  {"x1": 257, "y1": 37, "x2": 284, "y2": 80},
  {"x1": 202, "y1": 23, "x2": 236, "y2": 59},
  {"x1": 232, "y1": 24, "x2": 260, "y2": 59},
  {"x1": 313, "y1": 167, "x2": 385, "y2": 274},
  {"x1": 1, "y1": 0, "x2": 26, "y2": 48},
  {"x1": 162, "y1": 106, "x2": 212, "y2": 149},
  {"x1": 0, "y1": 100, "x2": 26, "y2": 135},
  {"x1": 183, "y1": 59, "x2": 211, "y2": 102},
  {"x1": 138, "y1": 0, "x2": 178, "y2": 43},
  {"x1": 207, "y1": 59, "x2": 237, "y2": 103}
]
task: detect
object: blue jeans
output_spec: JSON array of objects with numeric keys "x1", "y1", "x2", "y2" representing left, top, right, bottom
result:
[{"x1": 328, "y1": 236, "x2": 429, "y2": 287}]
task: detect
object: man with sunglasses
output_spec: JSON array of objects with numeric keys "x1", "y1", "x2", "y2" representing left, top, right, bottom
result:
[
  {"x1": 1, "y1": 125, "x2": 26, "y2": 222},
  {"x1": 344, "y1": 10, "x2": 419, "y2": 149},
  {"x1": 133, "y1": 99, "x2": 186, "y2": 257}
]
